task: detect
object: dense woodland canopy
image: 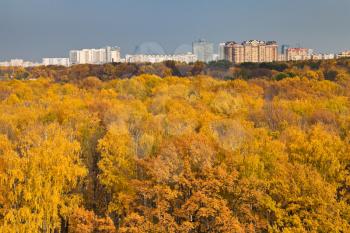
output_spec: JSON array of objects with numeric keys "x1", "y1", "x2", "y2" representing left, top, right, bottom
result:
[{"x1": 1, "y1": 59, "x2": 350, "y2": 232}]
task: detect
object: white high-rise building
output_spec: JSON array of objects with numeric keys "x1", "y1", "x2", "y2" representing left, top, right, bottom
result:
[
  {"x1": 110, "y1": 48, "x2": 120, "y2": 63},
  {"x1": 218, "y1": 43, "x2": 225, "y2": 60},
  {"x1": 193, "y1": 39, "x2": 214, "y2": 63},
  {"x1": 69, "y1": 50, "x2": 79, "y2": 65},
  {"x1": 69, "y1": 46, "x2": 120, "y2": 65},
  {"x1": 104, "y1": 46, "x2": 120, "y2": 63}
]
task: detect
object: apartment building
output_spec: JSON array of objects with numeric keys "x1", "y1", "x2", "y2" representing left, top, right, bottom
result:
[
  {"x1": 42, "y1": 58, "x2": 70, "y2": 66},
  {"x1": 193, "y1": 39, "x2": 214, "y2": 63},
  {"x1": 286, "y1": 48, "x2": 311, "y2": 61},
  {"x1": 224, "y1": 40, "x2": 278, "y2": 64},
  {"x1": 69, "y1": 46, "x2": 120, "y2": 65},
  {"x1": 125, "y1": 53, "x2": 197, "y2": 63}
]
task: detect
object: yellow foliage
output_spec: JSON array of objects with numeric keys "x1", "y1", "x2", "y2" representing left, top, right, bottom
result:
[{"x1": 0, "y1": 71, "x2": 350, "y2": 232}]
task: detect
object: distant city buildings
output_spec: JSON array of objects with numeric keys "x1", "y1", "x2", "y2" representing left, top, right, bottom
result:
[
  {"x1": 69, "y1": 46, "x2": 120, "y2": 65},
  {"x1": 323, "y1": 54, "x2": 336, "y2": 60},
  {"x1": 125, "y1": 53, "x2": 197, "y2": 64},
  {"x1": 337, "y1": 51, "x2": 350, "y2": 58},
  {"x1": 278, "y1": 54, "x2": 286, "y2": 62},
  {"x1": 1, "y1": 42, "x2": 350, "y2": 67},
  {"x1": 218, "y1": 43, "x2": 226, "y2": 60},
  {"x1": 312, "y1": 53, "x2": 335, "y2": 60},
  {"x1": 193, "y1": 39, "x2": 214, "y2": 63},
  {"x1": 0, "y1": 59, "x2": 41, "y2": 67},
  {"x1": 281, "y1": 45, "x2": 290, "y2": 55},
  {"x1": 285, "y1": 48, "x2": 311, "y2": 61},
  {"x1": 42, "y1": 58, "x2": 70, "y2": 66},
  {"x1": 224, "y1": 40, "x2": 278, "y2": 64},
  {"x1": 212, "y1": 54, "x2": 220, "y2": 62}
]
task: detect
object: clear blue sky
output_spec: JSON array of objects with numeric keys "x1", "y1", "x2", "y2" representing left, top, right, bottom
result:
[{"x1": 1, "y1": 0, "x2": 350, "y2": 61}]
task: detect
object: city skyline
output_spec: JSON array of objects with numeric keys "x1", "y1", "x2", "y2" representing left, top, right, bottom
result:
[
  {"x1": 1, "y1": 0, "x2": 350, "y2": 60},
  {"x1": 2, "y1": 39, "x2": 349, "y2": 67},
  {"x1": 0, "y1": 38, "x2": 347, "y2": 63}
]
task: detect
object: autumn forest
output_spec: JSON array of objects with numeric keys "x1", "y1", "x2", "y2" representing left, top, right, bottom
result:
[{"x1": 1, "y1": 59, "x2": 350, "y2": 232}]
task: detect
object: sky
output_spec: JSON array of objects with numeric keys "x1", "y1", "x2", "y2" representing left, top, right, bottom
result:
[{"x1": 1, "y1": 0, "x2": 350, "y2": 61}]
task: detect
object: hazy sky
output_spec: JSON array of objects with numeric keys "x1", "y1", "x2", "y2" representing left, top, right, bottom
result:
[{"x1": 1, "y1": 0, "x2": 350, "y2": 61}]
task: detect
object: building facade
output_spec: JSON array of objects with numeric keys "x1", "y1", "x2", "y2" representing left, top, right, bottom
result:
[
  {"x1": 192, "y1": 39, "x2": 214, "y2": 63},
  {"x1": 218, "y1": 43, "x2": 226, "y2": 60},
  {"x1": 224, "y1": 40, "x2": 278, "y2": 64},
  {"x1": 337, "y1": 51, "x2": 350, "y2": 58},
  {"x1": 224, "y1": 42, "x2": 244, "y2": 64},
  {"x1": 0, "y1": 59, "x2": 41, "y2": 67},
  {"x1": 212, "y1": 54, "x2": 219, "y2": 61},
  {"x1": 125, "y1": 53, "x2": 197, "y2": 64},
  {"x1": 286, "y1": 48, "x2": 311, "y2": 61},
  {"x1": 312, "y1": 53, "x2": 335, "y2": 60},
  {"x1": 281, "y1": 44, "x2": 290, "y2": 55},
  {"x1": 42, "y1": 58, "x2": 70, "y2": 66},
  {"x1": 69, "y1": 46, "x2": 120, "y2": 65}
]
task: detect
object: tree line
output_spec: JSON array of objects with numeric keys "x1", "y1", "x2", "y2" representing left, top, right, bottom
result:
[{"x1": 1, "y1": 58, "x2": 350, "y2": 82}]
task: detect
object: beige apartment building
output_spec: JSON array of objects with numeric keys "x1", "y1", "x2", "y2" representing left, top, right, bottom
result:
[
  {"x1": 224, "y1": 42, "x2": 244, "y2": 63},
  {"x1": 224, "y1": 40, "x2": 278, "y2": 64}
]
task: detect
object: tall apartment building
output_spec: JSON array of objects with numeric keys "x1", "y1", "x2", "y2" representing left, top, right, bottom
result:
[
  {"x1": 224, "y1": 42, "x2": 244, "y2": 63},
  {"x1": 69, "y1": 46, "x2": 120, "y2": 65},
  {"x1": 286, "y1": 48, "x2": 311, "y2": 61},
  {"x1": 265, "y1": 41, "x2": 279, "y2": 62},
  {"x1": 218, "y1": 43, "x2": 226, "y2": 60},
  {"x1": 224, "y1": 40, "x2": 278, "y2": 64},
  {"x1": 192, "y1": 39, "x2": 214, "y2": 63}
]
